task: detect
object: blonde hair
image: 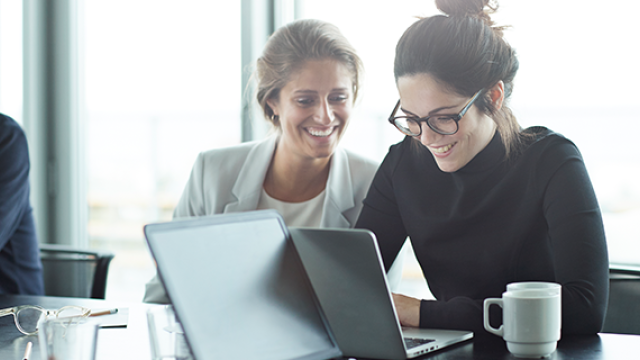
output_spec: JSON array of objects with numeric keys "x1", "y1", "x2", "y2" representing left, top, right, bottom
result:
[{"x1": 255, "y1": 19, "x2": 363, "y2": 126}]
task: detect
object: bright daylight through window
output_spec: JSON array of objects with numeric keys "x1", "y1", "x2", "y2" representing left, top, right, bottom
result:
[{"x1": 83, "y1": 1, "x2": 241, "y2": 300}]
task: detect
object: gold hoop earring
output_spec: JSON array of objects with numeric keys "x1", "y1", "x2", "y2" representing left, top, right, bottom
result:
[{"x1": 271, "y1": 114, "x2": 279, "y2": 123}]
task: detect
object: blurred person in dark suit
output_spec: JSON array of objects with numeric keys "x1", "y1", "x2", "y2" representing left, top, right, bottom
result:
[{"x1": 0, "y1": 113, "x2": 44, "y2": 295}]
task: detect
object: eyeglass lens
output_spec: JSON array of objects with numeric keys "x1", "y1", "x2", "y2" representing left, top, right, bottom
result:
[
  {"x1": 54, "y1": 306, "x2": 88, "y2": 319},
  {"x1": 394, "y1": 115, "x2": 457, "y2": 136},
  {"x1": 16, "y1": 307, "x2": 44, "y2": 334},
  {"x1": 427, "y1": 116, "x2": 458, "y2": 134}
]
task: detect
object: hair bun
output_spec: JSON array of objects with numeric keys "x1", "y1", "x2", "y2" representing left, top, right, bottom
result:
[{"x1": 435, "y1": 0, "x2": 497, "y2": 25}]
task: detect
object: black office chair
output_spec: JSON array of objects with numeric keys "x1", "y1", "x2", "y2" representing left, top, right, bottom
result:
[
  {"x1": 601, "y1": 267, "x2": 640, "y2": 335},
  {"x1": 39, "y1": 244, "x2": 115, "y2": 299}
]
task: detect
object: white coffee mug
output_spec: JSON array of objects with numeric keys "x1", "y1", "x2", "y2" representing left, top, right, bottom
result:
[{"x1": 484, "y1": 282, "x2": 562, "y2": 359}]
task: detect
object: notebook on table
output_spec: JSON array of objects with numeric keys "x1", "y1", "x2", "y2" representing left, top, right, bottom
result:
[
  {"x1": 143, "y1": 210, "x2": 342, "y2": 360},
  {"x1": 289, "y1": 227, "x2": 473, "y2": 360}
]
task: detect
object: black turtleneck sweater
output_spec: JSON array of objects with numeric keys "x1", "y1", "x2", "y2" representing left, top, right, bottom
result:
[{"x1": 355, "y1": 127, "x2": 609, "y2": 336}]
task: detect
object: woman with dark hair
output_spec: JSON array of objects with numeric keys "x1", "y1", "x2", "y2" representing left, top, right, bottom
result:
[
  {"x1": 356, "y1": 0, "x2": 608, "y2": 335},
  {"x1": 144, "y1": 19, "x2": 404, "y2": 303}
]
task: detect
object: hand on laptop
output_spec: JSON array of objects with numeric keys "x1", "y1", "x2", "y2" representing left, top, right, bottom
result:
[{"x1": 392, "y1": 293, "x2": 421, "y2": 327}]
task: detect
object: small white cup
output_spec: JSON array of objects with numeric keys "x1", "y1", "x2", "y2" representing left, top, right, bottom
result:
[
  {"x1": 484, "y1": 282, "x2": 562, "y2": 359},
  {"x1": 38, "y1": 317, "x2": 99, "y2": 360}
]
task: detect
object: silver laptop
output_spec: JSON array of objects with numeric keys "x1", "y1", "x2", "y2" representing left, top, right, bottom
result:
[
  {"x1": 290, "y1": 227, "x2": 473, "y2": 360},
  {"x1": 143, "y1": 210, "x2": 342, "y2": 360}
]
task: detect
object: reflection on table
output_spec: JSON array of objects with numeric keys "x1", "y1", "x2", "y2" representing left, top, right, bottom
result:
[{"x1": 1, "y1": 294, "x2": 639, "y2": 360}]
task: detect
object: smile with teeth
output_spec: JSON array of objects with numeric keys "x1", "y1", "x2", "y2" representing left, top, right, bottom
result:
[
  {"x1": 307, "y1": 127, "x2": 336, "y2": 137},
  {"x1": 431, "y1": 143, "x2": 455, "y2": 153}
]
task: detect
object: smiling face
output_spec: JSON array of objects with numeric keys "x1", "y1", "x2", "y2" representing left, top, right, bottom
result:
[
  {"x1": 397, "y1": 73, "x2": 498, "y2": 172},
  {"x1": 267, "y1": 59, "x2": 354, "y2": 162}
]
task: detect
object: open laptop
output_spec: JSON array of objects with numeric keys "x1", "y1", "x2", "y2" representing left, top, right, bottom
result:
[
  {"x1": 143, "y1": 210, "x2": 342, "y2": 360},
  {"x1": 289, "y1": 227, "x2": 473, "y2": 360}
]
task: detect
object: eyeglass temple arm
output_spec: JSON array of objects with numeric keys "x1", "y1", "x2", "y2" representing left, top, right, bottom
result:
[
  {"x1": 388, "y1": 100, "x2": 401, "y2": 122},
  {"x1": 459, "y1": 90, "x2": 483, "y2": 118},
  {"x1": 0, "y1": 307, "x2": 16, "y2": 316}
]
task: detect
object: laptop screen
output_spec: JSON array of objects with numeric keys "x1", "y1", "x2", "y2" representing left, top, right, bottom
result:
[{"x1": 145, "y1": 210, "x2": 341, "y2": 360}]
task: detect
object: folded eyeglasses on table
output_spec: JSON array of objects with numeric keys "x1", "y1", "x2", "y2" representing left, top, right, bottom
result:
[{"x1": 0, "y1": 305, "x2": 91, "y2": 335}]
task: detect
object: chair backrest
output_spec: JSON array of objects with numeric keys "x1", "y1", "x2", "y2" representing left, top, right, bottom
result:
[
  {"x1": 39, "y1": 244, "x2": 115, "y2": 299},
  {"x1": 602, "y1": 267, "x2": 640, "y2": 335}
]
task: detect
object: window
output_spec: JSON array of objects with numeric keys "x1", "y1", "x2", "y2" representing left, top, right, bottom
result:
[
  {"x1": 0, "y1": 0, "x2": 23, "y2": 121},
  {"x1": 83, "y1": 1, "x2": 241, "y2": 301}
]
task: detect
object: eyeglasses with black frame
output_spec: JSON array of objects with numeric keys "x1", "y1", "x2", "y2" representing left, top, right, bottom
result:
[
  {"x1": 0, "y1": 305, "x2": 91, "y2": 335},
  {"x1": 388, "y1": 90, "x2": 483, "y2": 136}
]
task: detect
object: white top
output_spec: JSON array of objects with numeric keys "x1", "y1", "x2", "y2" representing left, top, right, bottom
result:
[
  {"x1": 257, "y1": 189, "x2": 326, "y2": 228},
  {"x1": 143, "y1": 135, "x2": 405, "y2": 304}
]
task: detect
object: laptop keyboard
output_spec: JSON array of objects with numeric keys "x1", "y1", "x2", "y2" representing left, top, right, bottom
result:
[{"x1": 404, "y1": 337, "x2": 435, "y2": 349}]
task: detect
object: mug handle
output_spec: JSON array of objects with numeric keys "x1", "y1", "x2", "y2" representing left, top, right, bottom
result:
[{"x1": 483, "y1": 298, "x2": 504, "y2": 336}]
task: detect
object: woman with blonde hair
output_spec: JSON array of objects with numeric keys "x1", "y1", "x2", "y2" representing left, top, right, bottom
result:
[{"x1": 144, "y1": 19, "x2": 404, "y2": 303}]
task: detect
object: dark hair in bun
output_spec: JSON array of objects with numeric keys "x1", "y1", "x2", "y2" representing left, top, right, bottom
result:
[
  {"x1": 436, "y1": 0, "x2": 506, "y2": 36},
  {"x1": 395, "y1": 0, "x2": 522, "y2": 156},
  {"x1": 437, "y1": 1, "x2": 493, "y2": 20}
]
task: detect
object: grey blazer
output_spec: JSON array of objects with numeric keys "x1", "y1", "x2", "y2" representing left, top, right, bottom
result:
[{"x1": 143, "y1": 135, "x2": 404, "y2": 303}]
